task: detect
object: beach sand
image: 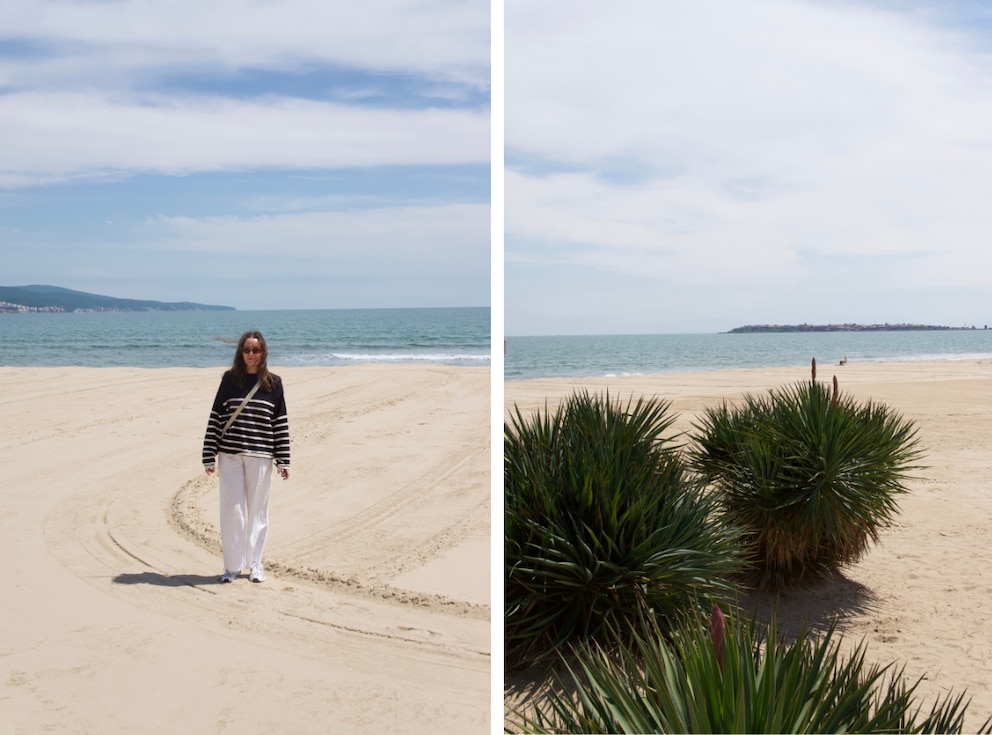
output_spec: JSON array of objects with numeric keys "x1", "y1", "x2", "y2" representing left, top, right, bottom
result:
[
  {"x1": 505, "y1": 359, "x2": 992, "y2": 731},
  {"x1": 1, "y1": 364, "x2": 490, "y2": 734}
]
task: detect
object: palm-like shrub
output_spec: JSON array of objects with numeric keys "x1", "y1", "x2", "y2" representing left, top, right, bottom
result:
[
  {"x1": 505, "y1": 390, "x2": 743, "y2": 669},
  {"x1": 507, "y1": 610, "x2": 987, "y2": 734},
  {"x1": 691, "y1": 379, "x2": 923, "y2": 588}
]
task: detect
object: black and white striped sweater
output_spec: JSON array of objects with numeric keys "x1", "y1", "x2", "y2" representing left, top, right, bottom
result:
[{"x1": 202, "y1": 371, "x2": 291, "y2": 469}]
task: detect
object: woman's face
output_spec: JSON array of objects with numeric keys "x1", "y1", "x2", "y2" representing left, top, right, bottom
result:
[{"x1": 242, "y1": 337, "x2": 263, "y2": 374}]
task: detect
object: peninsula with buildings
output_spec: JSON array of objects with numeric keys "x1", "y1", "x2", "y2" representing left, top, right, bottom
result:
[
  {"x1": 0, "y1": 285, "x2": 234, "y2": 313},
  {"x1": 727, "y1": 323, "x2": 985, "y2": 333}
]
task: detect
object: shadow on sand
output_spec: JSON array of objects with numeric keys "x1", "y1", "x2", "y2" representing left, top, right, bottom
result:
[
  {"x1": 503, "y1": 571, "x2": 883, "y2": 721},
  {"x1": 113, "y1": 571, "x2": 223, "y2": 587},
  {"x1": 737, "y1": 571, "x2": 882, "y2": 639}
]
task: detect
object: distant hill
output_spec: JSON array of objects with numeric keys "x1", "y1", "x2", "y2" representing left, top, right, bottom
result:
[{"x1": 0, "y1": 285, "x2": 235, "y2": 313}]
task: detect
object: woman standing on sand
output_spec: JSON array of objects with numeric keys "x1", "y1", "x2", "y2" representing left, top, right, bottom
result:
[{"x1": 202, "y1": 331, "x2": 290, "y2": 584}]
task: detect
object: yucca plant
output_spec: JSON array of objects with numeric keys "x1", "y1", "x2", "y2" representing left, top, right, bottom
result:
[
  {"x1": 507, "y1": 608, "x2": 989, "y2": 734},
  {"x1": 690, "y1": 374, "x2": 923, "y2": 588},
  {"x1": 505, "y1": 390, "x2": 743, "y2": 670}
]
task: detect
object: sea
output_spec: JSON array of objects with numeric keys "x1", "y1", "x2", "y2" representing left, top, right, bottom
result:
[
  {"x1": 0, "y1": 307, "x2": 491, "y2": 369},
  {"x1": 505, "y1": 329, "x2": 992, "y2": 380}
]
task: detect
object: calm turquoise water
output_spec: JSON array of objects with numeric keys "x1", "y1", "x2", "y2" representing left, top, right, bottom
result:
[
  {"x1": 0, "y1": 307, "x2": 491, "y2": 368},
  {"x1": 505, "y1": 330, "x2": 992, "y2": 380}
]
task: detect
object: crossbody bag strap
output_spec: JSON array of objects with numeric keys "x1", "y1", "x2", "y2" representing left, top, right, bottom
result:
[{"x1": 220, "y1": 382, "x2": 261, "y2": 438}]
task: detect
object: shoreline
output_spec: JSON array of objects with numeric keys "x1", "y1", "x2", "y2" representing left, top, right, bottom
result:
[
  {"x1": 504, "y1": 358, "x2": 992, "y2": 731},
  {"x1": 2, "y1": 363, "x2": 490, "y2": 733},
  {"x1": 505, "y1": 353, "x2": 992, "y2": 382},
  {"x1": 506, "y1": 357, "x2": 990, "y2": 404}
]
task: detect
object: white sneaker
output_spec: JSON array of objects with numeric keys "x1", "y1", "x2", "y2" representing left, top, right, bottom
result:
[
  {"x1": 249, "y1": 563, "x2": 265, "y2": 583},
  {"x1": 220, "y1": 570, "x2": 237, "y2": 583}
]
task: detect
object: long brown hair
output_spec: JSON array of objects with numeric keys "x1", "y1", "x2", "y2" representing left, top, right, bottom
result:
[{"x1": 231, "y1": 330, "x2": 277, "y2": 391}]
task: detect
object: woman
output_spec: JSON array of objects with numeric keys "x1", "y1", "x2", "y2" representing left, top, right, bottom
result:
[{"x1": 202, "y1": 331, "x2": 290, "y2": 583}]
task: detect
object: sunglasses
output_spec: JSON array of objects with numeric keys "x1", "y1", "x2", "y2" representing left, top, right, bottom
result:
[{"x1": 242, "y1": 347, "x2": 263, "y2": 354}]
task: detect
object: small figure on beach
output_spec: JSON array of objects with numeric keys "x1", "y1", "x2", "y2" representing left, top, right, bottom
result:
[
  {"x1": 202, "y1": 331, "x2": 291, "y2": 584},
  {"x1": 840, "y1": 356, "x2": 848, "y2": 365}
]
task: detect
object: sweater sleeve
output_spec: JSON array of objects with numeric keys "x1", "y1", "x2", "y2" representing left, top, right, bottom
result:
[
  {"x1": 272, "y1": 381, "x2": 291, "y2": 469},
  {"x1": 202, "y1": 374, "x2": 229, "y2": 468}
]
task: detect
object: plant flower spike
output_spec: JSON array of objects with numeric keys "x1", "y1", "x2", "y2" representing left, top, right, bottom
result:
[{"x1": 710, "y1": 603, "x2": 725, "y2": 674}]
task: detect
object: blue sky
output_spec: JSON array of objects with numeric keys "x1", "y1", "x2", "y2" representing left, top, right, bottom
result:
[
  {"x1": 505, "y1": 0, "x2": 992, "y2": 335},
  {"x1": 0, "y1": 0, "x2": 490, "y2": 311}
]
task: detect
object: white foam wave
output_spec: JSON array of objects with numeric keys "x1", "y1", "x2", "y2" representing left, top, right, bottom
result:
[
  {"x1": 284, "y1": 351, "x2": 491, "y2": 366},
  {"x1": 333, "y1": 352, "x2": 489, "y2": 362},
  {"x1": 864, "y1": 352, "x2": 992, "y2": 363}
]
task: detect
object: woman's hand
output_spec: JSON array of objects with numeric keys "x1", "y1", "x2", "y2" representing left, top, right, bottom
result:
[{"x1": 279, "y1": 467, "x2": 290, "y2": 480}]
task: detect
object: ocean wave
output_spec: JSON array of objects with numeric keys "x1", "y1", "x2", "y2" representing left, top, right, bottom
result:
[
  {"x1": 283, "y1": 351, "x2": 491, "y2": 366},
  {"x1": 863, "y1": 352, "x2": 992, "y2": 363},
  {"x1": 337, "y1": 353, "x2": 489, "y2": 362}
]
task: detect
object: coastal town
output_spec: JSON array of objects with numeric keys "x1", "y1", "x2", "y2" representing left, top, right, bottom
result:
[{"x1": 0, "y1": 301, "x2": 119, "y2": 313}]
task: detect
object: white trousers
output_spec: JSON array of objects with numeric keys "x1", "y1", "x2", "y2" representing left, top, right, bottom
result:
[{"x1": 217, "y1": 452, "x2": 272, "y2": 572}]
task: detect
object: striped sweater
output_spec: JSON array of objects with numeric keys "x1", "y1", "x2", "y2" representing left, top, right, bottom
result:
[{"x1": 202, "y1": 371, "x2": 291, "y2": 469}]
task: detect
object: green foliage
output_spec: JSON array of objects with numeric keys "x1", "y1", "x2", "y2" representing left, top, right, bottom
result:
[
  {"x1": 507, "y1": 611, "x2": 988, "y2": 734},
  {"x1": 691, "y1": 380, "x2": 923, "y2": 588},
  {"x1": 504, "y1": 390, "x2": 743, "y2": 670}
]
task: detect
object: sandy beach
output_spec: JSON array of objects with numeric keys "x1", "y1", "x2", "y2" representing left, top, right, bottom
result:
[
  {"x1": 505, "y1": 359, "x2": 992, "y2": 731},
  {"x1": 1, "y1": 364, "x2": 490, "y2": 734}
]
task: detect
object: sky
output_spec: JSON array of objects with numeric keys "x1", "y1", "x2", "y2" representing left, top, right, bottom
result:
[
  {"x1": 505, "y1": 0, "x2": 992, "y2": 335},
  {"x1": 0, "y1": 0, "x2": 490, "y2": 311}
]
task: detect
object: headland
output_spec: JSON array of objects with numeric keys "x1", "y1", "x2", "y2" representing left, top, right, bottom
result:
[
  {"x1": 727, "y1": 323, "x2": 985, "y2": 333},
  {"x1": 0, "y1": 284, "x2": 234, "y2": 313}
]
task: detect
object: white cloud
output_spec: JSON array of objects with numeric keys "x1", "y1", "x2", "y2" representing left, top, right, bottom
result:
[
  {"x1": 0, "y1": 0, "x2": 490, "y2": 187},
  {"x1": 505, "y1": 0, "x2": 992, "y2": 331},
  {"x1": 0, "y1": 0, "x2": 490, "y2": 88},
  {"x1": 0, "y1": 92, "x2": 489, "y2": 186},
  {"x1": 135, "y1": 201, "x2": 491, "y2": 307},
  {"x1": 1, "y1": 0, "x2": 491, "y2": 311},
  {"x1": 146, "y1": 202, "x2": 489, "y2": 266},
  {"x1": 507, "y1": 1, "x2": 979, "y2": 166}
]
